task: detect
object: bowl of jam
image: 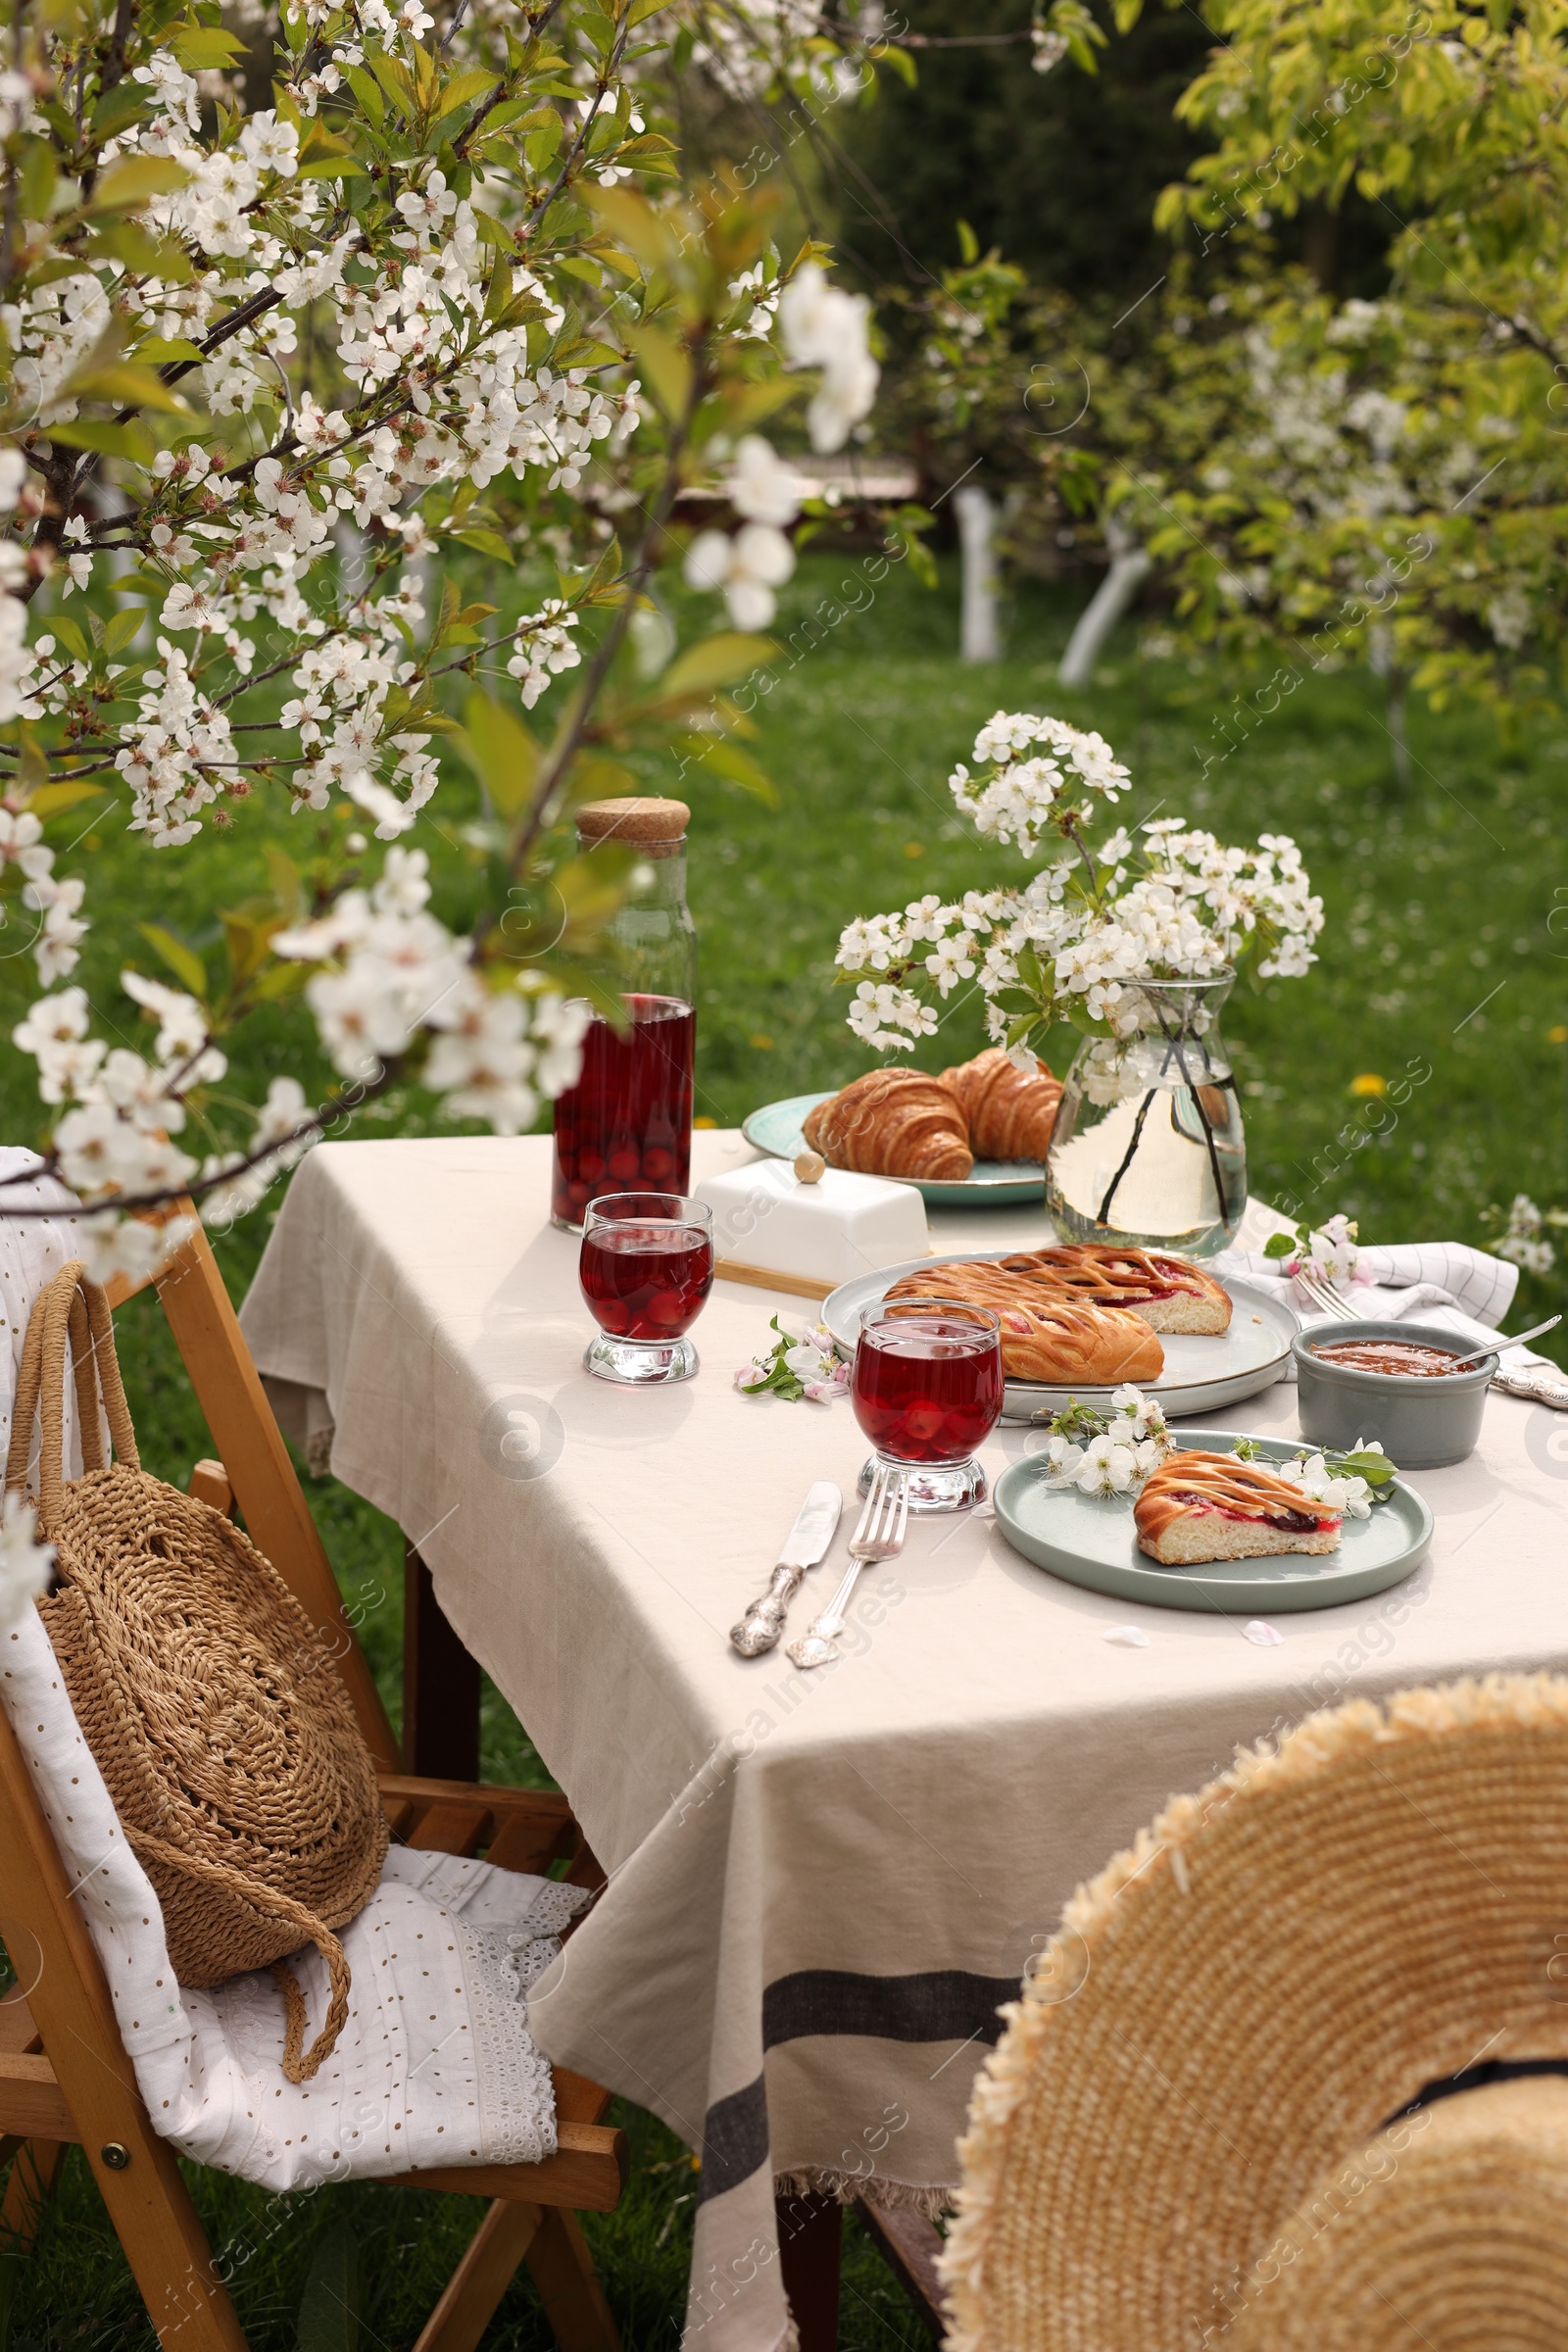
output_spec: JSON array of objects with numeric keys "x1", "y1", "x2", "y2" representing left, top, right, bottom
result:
[{"x1": 1291, "y1": 1319, "x2": 1496, "y2": 1468}]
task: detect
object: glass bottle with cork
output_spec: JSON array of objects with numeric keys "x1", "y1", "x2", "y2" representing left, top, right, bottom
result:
[{"x1": 551, "y1": 797, "x2": 696, "y2": 1231}]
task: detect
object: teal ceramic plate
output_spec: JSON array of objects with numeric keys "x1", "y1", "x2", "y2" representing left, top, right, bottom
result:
[
  {"x1": 823, "y1": 1263, "x2": 1297, "y2": 1423},
  {"x1": 743, "y1": 1093, "x2": 1045, "y2": 1208},
  {"x1": 993, "y1": 1430, "x2": 1434, "y2": 1615}
]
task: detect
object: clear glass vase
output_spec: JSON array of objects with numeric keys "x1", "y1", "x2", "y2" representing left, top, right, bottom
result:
[{"x1": 1045, "y1": 977, "x2": 1247, "y2": 1257}]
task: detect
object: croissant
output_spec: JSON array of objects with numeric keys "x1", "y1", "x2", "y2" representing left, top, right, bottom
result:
[
  {"x1": 941, "y1": 1048, "x2": 1062, "y2": 1162},
  {"x1": 1135, "y1": 1451, "x2": 1343, "y2": 1565},
  {"x1": 803, "y1": 1070, "x2": 973, "y2": 1182},
  {"x1": 991, "y1": 1299, "x2": 1164, "y2": 1386}
]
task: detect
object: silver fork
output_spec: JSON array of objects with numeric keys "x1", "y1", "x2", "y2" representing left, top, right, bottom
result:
[
  {"x1": 1294, "y1": 1262, "x2": 1356, "y2": 1319},
  {"x1": 787, "y1": 1466, "x2": 908, "y2": 1670}
]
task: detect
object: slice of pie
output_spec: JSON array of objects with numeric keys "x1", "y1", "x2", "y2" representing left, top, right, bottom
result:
[
  {"x1": 993, "y1": 1247, "x2": 1233, "y2": 1335},
  {"x1": 888, "y1": 1246, "x2": 1231, "y2": 1336},
  {"x1": 1134, "y1": 1451, "x2": 1343, "y2": 1565}
]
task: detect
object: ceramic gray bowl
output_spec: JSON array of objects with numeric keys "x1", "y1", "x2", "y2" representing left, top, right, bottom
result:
[{"x1": 1293, "y1": 1319, "x2": 1495, "y2": 1469}]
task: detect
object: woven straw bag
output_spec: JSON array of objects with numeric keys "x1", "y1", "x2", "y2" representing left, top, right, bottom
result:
[{"x1": 12, "y1": 1261, "x2": 388, "y2": 2082}]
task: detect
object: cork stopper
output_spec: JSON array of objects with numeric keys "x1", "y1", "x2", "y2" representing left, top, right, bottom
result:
[{"x1": 575, "y1": 797, "x2": 690, "y2": 858}]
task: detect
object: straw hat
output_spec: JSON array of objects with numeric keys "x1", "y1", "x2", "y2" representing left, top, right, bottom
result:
[
  {"x1": 1228, "y1": 2077, "x2": 1568, "y2": 2350},
  {"x1": 941, "y1": 1676, "x2": 1568, "y2": 2351}
]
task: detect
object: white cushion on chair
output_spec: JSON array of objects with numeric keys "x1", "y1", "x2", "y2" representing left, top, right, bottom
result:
[{"x1": 2, "y1": 1534, "x2": 586, "y2": 2191}]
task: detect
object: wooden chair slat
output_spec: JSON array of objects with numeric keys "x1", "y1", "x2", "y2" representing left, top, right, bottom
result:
[
  {"x1": 855, "y1": 2201, "x2": 947, "y2": 2339},
  {"x1": 410, "y1": 2197, "x2": 543, "y2": 2352},
  {"x1": 0, "y1": 1995, "x2": 40, "y2": 2054},
  {"x1": 0, "y1": 1703, "x2": 249, "y2": 2349},
  {"x1": 188, "y1": 1458, "x2": 236, "y2": 1517},
  {"x1": 514, "y1": 2209, "x2": 622, "y2": 2352},
  {"x1": 483, "y1": 1811, "x2": 579, "y2": 1877},
  {"x1": 378, "y1": 1773, "x2": 573, "y2": 1823},
  {"x1": 152, "y1": 1220, "x2": 398, "y2": 1771},
  {"x1": 550, "y1": 2068, "x2": 614, "y2": 2130},
  {"x1": 0, "y1": 2138, "x2": 64, "y2": 2253},
  {"x1": 387, "y1": 2119, "x2": 628, "y2": 2213},
  {"x1": 0, "y1": 2052, "x2": 74, "y2": 2142},
  {"x1": 382, "y1": 1797, "x2": 417, "y2": 1840},
  {"x1": 404, "y1": 1800, "x2": 494, "y2": 1855}
]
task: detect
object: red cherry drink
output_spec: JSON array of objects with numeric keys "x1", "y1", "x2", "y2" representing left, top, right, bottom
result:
[
  {"x1": 579, "y1": 1221, "x2": 713, "y2": 1342},
  {"x1": 853, "y1": 1316, "x2": 1004, "y2": 1465},
  {"x1": 552, "y1": 994, "x2": 695, "y2": 1227}
]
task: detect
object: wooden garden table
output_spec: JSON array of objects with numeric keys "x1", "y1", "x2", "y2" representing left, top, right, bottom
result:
[{"x1": 240, "y1": 1131, "x2": 1568, "y2": 2352}]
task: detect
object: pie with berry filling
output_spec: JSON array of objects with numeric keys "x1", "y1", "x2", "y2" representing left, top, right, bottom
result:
[
  {"x1": 1134, "y1": 1451, "x2": 1343, "y2": 1565},
  {"x1": 888, "y1": 1246, "x2": 1231, "y2": 1336}
]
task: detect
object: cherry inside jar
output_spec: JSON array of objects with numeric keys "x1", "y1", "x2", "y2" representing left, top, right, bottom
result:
[{"x1": 552, "y1": 993, "x2": 694, "y2": 1227}]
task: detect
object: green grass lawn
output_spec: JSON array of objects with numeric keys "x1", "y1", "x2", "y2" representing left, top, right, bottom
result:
[{"x1": 4, "y1": 551, "x2": 1566, "y2": 2348}]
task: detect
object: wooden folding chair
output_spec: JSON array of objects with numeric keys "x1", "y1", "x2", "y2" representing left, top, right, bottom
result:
[{"x1": 0, "y1": 1218, "x2": 626, "y2": 2352}]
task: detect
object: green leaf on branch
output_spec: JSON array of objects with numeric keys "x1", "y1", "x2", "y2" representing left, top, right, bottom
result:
[
  {"x1": 28, "y1": 781, "x2": 105, "y2": 819},
  {"x1": 450, "y1": 526, "x2": 514, "y2": 562},
  {"x1": 586, "y1": 184, "x2": 680, "y2": 273},
  {"x1": 458, "y1": 691, "x2": 539, "y2": 816},
  {"x1": 47, "y1": 615, "x2": 90, "y2": 664},
  {"x1": 103, "y1": 610, "x2": 148, "y2": 659},
  {"x1": 221, "y1": 906, "x2": 285, "y2": 990},
  {"x1": 624, "y1": 323, "x2": 692, "y2": 420},
  {"x1": 344, "y1": 66, "x2": 385, "y2": 125},
  {"x1": 68, "y1": 363, "x2": 190, "y2": 414},
  {"x1": 20, "y1": 141, "x2": 58, "y2": 221},
  {"x1": 367, "y1": 49, "x2": 417, "y2": 116},
  {"x1": 137, "y1": 925, "x2": 208, "y2": 1000},
  {"x1": 673, "y1": 734, "x2": 776, "y2": 804},
  {"x1": 662, "y1": 633, "x2": 774, "y2": 697},
  {"x1": 263, "y1": 846, "x2": 305, "y2": 921},
  {"x1": 132, "y1": 336, "x2": 208, "y2": 365},
  {"x1": 92, "y1": 79, "x2": 152, "y2": 138},
  {"x1": 431, "y1": 67, "x2": 500, "y2": 122},
  {"x1": 45, "y1": 418, "x2": 155, "y2": 462},
  {"x1": 87, "y1": 221, "x2": 194, "y2": 281},
  {"x1": 82, "y1": 157, "x2": 191, "y2": 216},
  {"x1": 169, "y1": 23, "x2": 248, "y2": 67}
]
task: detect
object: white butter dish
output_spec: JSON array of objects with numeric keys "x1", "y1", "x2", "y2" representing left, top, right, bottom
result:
[{"x1": 695, "y1": 1160, "x2": 928, "y2": 1290}]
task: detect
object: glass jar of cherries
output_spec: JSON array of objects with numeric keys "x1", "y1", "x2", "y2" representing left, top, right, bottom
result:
[{"x1": 551, "y1": 797, "x2": 697, "y2": 1232}]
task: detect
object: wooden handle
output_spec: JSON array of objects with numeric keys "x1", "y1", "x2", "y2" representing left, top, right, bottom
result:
[{"x1": 711, "y1": 1256, "x2": 836, "y2": 1302}]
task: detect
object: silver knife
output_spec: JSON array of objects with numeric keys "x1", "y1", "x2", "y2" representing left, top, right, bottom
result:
[{"x1": 730, "y1": 1482, "x2": 843, "y2": 1657}]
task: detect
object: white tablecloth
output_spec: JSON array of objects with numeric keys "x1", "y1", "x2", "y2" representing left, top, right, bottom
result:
[{"x1": 240, "y1": 1134, "x2": 1568, "y2": 2352}]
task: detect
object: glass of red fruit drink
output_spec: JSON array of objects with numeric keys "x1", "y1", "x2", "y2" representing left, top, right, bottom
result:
[
  {"x1": 852, "y1": 1298, "x2": 1004, "y2": 1512},
  {"x1": 579, "y1": 1193, "x2": 714, "y2": 1386}
]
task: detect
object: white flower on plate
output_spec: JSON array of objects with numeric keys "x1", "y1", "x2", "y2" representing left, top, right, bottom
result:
[
  {"x1": 1306, "y1": 1212, "x2": 1360, "y2": 1280},
  {"x1": 1071, "y1": 1435, "x2": 1142, "y2": 1497},
  {"x1": 1279, "y1": 1450, "x2": 1373, "y2": 1518}
]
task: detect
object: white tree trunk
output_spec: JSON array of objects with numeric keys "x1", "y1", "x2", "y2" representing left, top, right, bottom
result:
[
  {"x1": 1058, "y1": 516, "x2": 1151, "y2": 688},
  {"x1": 1369, "y1": 620, "x2": 1410, "y2": 791},
  {"x1": 955, "y1": 483, "x2": 1001, "y2": 662}
]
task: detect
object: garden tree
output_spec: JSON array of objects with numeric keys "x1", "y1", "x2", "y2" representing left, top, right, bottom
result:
[
  {"x1": 1105, "y1": 0, "x2": 1568, "y2": 738},
  {"x1": 873, "y1": 239, "x2": 1095, "y2": 658},
  {"x1": 847, "y1": 0, "x2": 1213, "y2": 303},
  {"x1": 0, "y1": 0, "x2": 890, "y2": 1275}
]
